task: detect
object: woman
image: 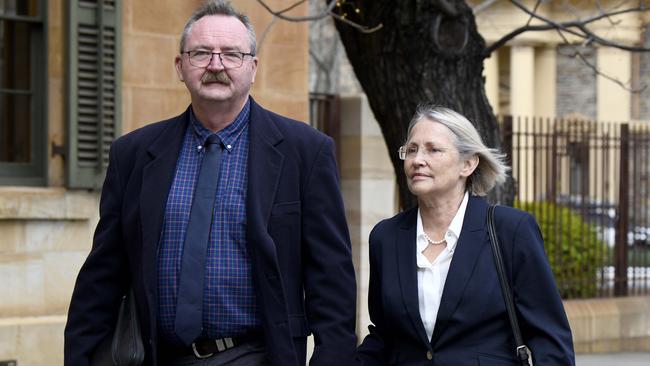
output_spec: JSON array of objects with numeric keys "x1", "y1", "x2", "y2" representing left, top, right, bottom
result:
[{"x1": 358, "y1": 106, "x2": 574, "y2": 365}]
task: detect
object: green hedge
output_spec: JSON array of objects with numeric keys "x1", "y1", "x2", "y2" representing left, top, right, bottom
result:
[{"x1": 514, "y1": 201, "x2": 607, "y2": 299}]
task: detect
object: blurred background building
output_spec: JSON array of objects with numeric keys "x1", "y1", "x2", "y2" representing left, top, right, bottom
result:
[{"x1": 0, "y1": 0, "x2": 308, "y2": 363}]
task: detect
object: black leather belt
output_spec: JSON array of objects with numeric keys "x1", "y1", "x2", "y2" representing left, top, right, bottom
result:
[{"x1": 171, "y1": 333, "x2": 264, "y2": 359}]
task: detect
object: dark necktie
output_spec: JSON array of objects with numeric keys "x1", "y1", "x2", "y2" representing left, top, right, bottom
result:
[{"x1": 175, "y1": 134, "x2": 222, "y2": 345}]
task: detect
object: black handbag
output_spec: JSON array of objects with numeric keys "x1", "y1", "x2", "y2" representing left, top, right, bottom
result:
[
  {"x1": 91, "y1": 288, "x2": 145, "y2": 366},
  {"x1": 487, "y1": 205, "x2": 532, "y2": 366}
]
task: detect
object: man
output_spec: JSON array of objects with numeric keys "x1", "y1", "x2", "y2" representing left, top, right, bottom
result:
[{"x1": 64, "y1": 1, "x2": 358, "y2": 365}]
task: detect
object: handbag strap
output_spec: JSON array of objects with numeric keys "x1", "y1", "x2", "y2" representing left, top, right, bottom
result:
[{"x1": 487, "y1": 205, "x2": 531, "y2": 366}]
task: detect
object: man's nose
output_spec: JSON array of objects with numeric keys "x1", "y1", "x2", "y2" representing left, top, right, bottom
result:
[{"x1": 206, "y1": 53, "x2": 225, "y2": 70}]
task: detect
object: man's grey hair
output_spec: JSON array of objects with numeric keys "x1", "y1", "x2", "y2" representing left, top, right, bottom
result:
[
  {"x1": 179, "y1": 0, "x2": 257, "y2": 55},
  {"x1": 405, "y1": 105, "x2": 510, "y2": 196}
]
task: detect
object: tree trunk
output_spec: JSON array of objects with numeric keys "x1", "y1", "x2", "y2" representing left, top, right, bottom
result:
[{"x1": 332, "y1": 0, "x2": 514, "y2": 209}]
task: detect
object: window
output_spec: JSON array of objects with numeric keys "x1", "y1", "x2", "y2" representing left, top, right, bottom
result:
[
  {"x1": 0, "y1": 0, "x2": 46, "y2": 185},
  {"x1": 66, "y1": 0, "x2": 121, "y2": 189}
]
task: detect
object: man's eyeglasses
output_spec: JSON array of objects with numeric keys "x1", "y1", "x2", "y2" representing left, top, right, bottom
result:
[{"x1": 183, "y1": 50, "x2": 255, "y2": 69}]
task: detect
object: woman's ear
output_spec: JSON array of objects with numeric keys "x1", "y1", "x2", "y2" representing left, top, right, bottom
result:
[{"x1": 461, "y1": 154, "x2": 479, "y2": 177}]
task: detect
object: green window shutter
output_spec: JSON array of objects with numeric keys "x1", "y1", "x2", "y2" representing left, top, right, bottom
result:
[{"x1": 66, "y1": 0, "x2": 121, "y2": 189}]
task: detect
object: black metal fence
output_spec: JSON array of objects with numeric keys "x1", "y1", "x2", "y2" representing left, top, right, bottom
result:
[{"x1": 500, "y1": 116, "x2": 650, "y2": 298}]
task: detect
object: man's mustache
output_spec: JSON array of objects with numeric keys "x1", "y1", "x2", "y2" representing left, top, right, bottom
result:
[{"x1": 201, "y1": 71, "x2": 231, "y2": 84}]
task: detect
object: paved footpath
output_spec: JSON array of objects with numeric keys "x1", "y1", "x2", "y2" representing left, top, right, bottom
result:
[{"x1": 576, "y1": 352, "x2": 650, "y2": 366}]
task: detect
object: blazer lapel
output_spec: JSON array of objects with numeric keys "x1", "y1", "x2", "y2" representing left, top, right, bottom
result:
[
  {"x1": 396, "y1": 208, "x2": 430, "y2": 346},
  {"x1": 431, "y1": 196, "x2": 489, "y2": 343},
  {"x1": 140, "y1": 110, "x2": 189, "y2": 303},
  {"x1": 246, "y1": 99, "x2": 284, "y2": 267},
  {"x1": 244, "y1": 100, "x2": 292, "y2": 366}
]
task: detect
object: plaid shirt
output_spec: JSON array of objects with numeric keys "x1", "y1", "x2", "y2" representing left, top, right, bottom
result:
[{"x1": 158, "y1": 99, "x2": 260, "y2": 344}]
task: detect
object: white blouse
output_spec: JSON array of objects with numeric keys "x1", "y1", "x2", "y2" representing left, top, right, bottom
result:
[{"x1": 416, "y1": 192, "x2": 469, "y2": 341}]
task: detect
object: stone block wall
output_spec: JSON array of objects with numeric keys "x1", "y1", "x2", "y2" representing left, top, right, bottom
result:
[
  {"x1": 556, "y1": 45, "x2": 598, "y2": 120},
  {"x1": 0, "y1": 0, "x2": 310, "y2": 364},
  {"x1": 235, "y1": 0, "x2": 309, "y2": 123},
  {"x1": 0, "y1": 188, "x2": 99, "y2": 365},
  {"x1": 123, "y1": 0, "x2": 309, "y2": 133},
  {"x1": 638, "y1": 26, "x2": 650, "y2": 120},
  {"x1": 565, "y1": 296, "x2": 650, "y2": 353}
]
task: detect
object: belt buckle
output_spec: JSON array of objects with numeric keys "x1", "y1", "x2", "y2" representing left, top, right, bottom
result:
[
  {"x1": 220, "y1": 337, "x2": 235, "y2": 352},
  {"x1": 191, "y1": 342, "x2": 213, "y2": 359},
  {"x1": 191, "y1": 337, "x2": 235, "y2": 359},
  {"x1": 215, "y1": 337, "x2": 234, "y2": 352}
]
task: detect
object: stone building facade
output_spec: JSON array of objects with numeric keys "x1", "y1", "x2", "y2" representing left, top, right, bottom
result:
[
  {"x1": 637, "y1": 26, "x2": 650, "y2": 120},
  {"x1": 0, "y1": 0, "x2": 308, "y2": 364}
]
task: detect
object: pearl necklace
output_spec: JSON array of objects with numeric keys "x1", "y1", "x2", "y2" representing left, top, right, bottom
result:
[{"x1": 423, "y1": 232, "x2": 446, "y2": 245}]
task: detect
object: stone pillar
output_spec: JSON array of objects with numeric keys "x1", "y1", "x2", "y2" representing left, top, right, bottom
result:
[
  {"x1": 597, "y1": 47, "x2": 632, "y2": 122},
  {"x1": 339, "y1": 95, "x2": 397, "y2": 339},
  {"x1": 510, "y1": 45, "x2": 536, "y2": 201},
  {"x1": 510, "y1": 45, "x2": 535, "y2": 117},
  {"x1": 597, "y1": 47, "x2": 632, "y2": 203},
  {"x1": 534, "y1": 46, "x2": 556, "y2": 118}
]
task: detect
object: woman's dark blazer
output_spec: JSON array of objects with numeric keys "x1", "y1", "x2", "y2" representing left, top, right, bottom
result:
[{"x1": 358, "y1": 196, "x2": 575, "y2": 366}]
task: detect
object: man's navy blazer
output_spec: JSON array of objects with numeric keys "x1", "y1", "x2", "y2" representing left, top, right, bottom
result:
[
  {"x1": 64, "y1": 99, "x2": 358, "y2": 366},
  {"x1": 358, "y1": 196, "x2": 575, "y2": 365}
]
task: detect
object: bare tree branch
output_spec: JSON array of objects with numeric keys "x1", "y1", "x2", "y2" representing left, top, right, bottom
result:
[
  {"x1": 255, "y1": 0, "x2": 336, "y2": 22},
  {"x1": 572, "y1": 23, "x2": 649, "y2": 52},
  {"x1": 330, "y1": 12, "x2": 384, "y2": 33},
  {"x1": 485, "y1": 1, "x2": 650, "y2": 55},
  {"x1": 278, "y1": 0, "x2": 309, "y2": 14},
  {"x1": 259, "y1": 0, "x2": 647, "y2": 92},
  {"x1": 511, "y1": 0, "x2": 646, "y2": 33},
  {"x1": 518, "y1": 0, "x2": 650, "y2": 52},
  {"x1": 554, "y1": 28, "x2": 646, "y2": 93},
  {"x1": 486, "y1": 23, "x2": 584, "y2": 56},
  {"x1": 525, "y1": 0, "x2": 542, "y2": 27},
  {"x1": 309, "y1": 48, "x2": 330, "y2": 78},
  {"x1": 594, "y1": 0, "x2": 622, "y2": 26},
  {"x1": 254, "y1": 0, "x2": 382, "y2": 33},
  {"x1": 256, "y1": 16, "x2": 279, "y2": 55},
  {"x1": 309, "y1": 48, "x2": 335, "y2": 92}
]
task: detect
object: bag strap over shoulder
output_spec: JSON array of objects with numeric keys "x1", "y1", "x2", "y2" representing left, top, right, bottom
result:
[{"x1": 487, "y1": 205, "x2": 531, "y2": 366}]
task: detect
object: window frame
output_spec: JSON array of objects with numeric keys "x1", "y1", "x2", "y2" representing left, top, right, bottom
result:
[{"x1": 0, "y1": 1, "x2": 48, "y2": 186}]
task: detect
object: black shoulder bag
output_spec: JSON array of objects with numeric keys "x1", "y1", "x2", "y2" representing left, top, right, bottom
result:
[
  {"x1": 91, "y1": 287, "x2": 145, "y2": 366},
  {"x1": 487, "y1": 205, "x2": 532, "y2": 366}
]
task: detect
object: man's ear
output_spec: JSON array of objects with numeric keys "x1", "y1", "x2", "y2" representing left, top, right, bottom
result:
[
  {"x1": 175, "y1": 55, "x2": 184, "y2": 82},
  {"x1": 250, "y1": 57, "x2": 258, "y2": 84}
]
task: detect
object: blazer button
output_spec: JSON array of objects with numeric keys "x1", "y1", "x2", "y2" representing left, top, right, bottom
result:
[{"x1": 426, "y1": 350, "x2": 432, "y2": 360}]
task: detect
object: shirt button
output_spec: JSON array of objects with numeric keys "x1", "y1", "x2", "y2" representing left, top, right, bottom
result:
[
  {"x1": 426, "y1": 350, "x2": 432, "y2": 360},
  {"x1": 226, "y1": 144, "x2": 232, "y2": 149}
]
